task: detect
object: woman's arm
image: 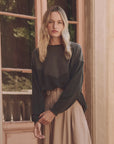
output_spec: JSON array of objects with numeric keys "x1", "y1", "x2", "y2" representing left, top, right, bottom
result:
[{"x1": 32, "y1": 49, "x2": 45, "y2": 123}]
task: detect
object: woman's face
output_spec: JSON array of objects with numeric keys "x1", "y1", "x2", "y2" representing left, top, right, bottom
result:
[{"x1": 47, "y1": 12, "x2": 64, "y2": 38}]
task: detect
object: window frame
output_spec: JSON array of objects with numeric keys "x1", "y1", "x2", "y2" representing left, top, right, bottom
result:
[{"x1": 0, "y1": 0, "x2": 47, "y2": 127}]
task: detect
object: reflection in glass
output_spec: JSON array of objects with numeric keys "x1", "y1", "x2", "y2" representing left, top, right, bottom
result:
[
  {"x1": 69, "y1": 24, "x2": 77, "y2": 42},
  {"x1": 47, "y1": 0, "x2": 76, "y2": 21},
  {"x1": 0, "y1": 0, "x2": 34, "y2": 16},
  {"x1": 1, "y1": 16, "x2": 35, "y2": 68},
  {"x1": 2, "y1": 71, "x2": 32, "y2": 91},
  {"x1": 3, "y1": 95, "x2": 32, "y2": 121}
]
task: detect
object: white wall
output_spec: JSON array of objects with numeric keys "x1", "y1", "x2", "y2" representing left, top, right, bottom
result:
[
  {"x1": 93, "y1": 0, "x2": 108, "y2": 143},
  {"x1": 91, "y1": 0, "x2": 114, "y2": 143},
  {"x1": 107, "y1": 0, "x2": 114, "y2": 143}
]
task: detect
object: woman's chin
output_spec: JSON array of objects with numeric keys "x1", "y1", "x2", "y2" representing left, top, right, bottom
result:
[{"x1": 50, "y1": 34, "x2": 61, "y2": 38}]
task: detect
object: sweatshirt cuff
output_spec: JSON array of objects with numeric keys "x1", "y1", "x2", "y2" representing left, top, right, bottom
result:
[
  {"x1": 32, "y1": 114, "x2": 39, "y2": 124},
  {"x1": 50, "y1": 108, "x2": 58, "y2": 116}
]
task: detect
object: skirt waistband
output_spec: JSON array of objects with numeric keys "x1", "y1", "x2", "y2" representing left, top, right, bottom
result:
[
  {"x1": 46, "y1": 88, "x2": 63, "y2": 96},
  {"x1": 45, "y1": 88, "x2": 63, "y2": 110}
]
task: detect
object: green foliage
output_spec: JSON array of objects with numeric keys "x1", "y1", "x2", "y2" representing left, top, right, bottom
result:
[
  {"x1": 13, "y1": 27, "x2": 29, "y2": 39},
  {"x1": 47, "y1": 0, "x2": 55, "y2": 8},
  {"x1": 0, "y1": 0, "x2": 16, "y2": 12},
  {"x1": 13, "y1": 20, "x2": 35, "y2": 41},
  {"x1": 69, "y1": 24, "x2": 76, "y2": 42},
  {"x1": 2, "y1": 71, "x2": 32, "y2": 91},
  {"x1": 0, "y1": 0, "x2": 35, "y2": 40}
]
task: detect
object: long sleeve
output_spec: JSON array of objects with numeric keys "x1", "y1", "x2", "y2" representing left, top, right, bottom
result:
[
  {"x1": 32, "y1": 50, "x2": 45, "y2": 123},
  {"x1": 50, "y1": 44, "x2": 87, "y2": 115}
]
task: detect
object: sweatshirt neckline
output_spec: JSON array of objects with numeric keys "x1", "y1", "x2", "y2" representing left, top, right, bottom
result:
[{"x1": 48, "y1": 44, "x2": 64, "y2": 47}]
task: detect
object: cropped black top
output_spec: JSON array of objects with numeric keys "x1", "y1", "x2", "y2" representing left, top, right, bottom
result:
[{"x1": 32, "y1": 42, "x2": 87, "y2": 123}]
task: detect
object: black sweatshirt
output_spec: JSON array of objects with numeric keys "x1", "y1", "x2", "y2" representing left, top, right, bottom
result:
[{"x1": 32, "y1": 42, "x2": 87, "y2": 123}]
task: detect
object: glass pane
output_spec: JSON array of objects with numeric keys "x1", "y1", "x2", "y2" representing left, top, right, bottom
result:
[
  {"x1": 0, "y1": 0, "x2": 34, "y2": 16},
  {"x1": 3, "y1": 95, "x2": 32, "y2": 121},
  {"x1": 69, "y1": 24, "x2": 77, "y2": 42},
  {"x1": 1, "y1": 16, "x2": 35, "y2": 68},
  {"x1": 47, "y1": 0, "x2": 76, "y2": 21},
  {"x1": 2, "y1": 71, "x2": 32, "y2": 92}
]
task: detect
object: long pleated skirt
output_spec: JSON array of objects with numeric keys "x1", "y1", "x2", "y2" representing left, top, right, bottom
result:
[{"x1": 39, "y1": 88, "x2": 92, "y2": 144}]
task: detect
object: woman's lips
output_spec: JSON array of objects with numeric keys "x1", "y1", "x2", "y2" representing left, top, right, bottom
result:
[{"x1": 52, "y1": 30, "x2": 58, "y2": 33}]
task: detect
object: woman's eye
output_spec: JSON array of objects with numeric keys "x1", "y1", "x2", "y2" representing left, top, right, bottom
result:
[
  {"x1": 58, "y1": 21, "x2": 63, "y2": 24},
  {"x1": 49, "y1": 21, "x2": 53, "y2": 23}
]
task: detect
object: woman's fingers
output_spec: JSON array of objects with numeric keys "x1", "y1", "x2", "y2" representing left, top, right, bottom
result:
[
  {"x1": 38, "y1": 116, "x2": 48, "y2": 124},
  {"x1": 39, "y1": 117, "x2": 49, "y2": 125},
  {"x1": 34, "y1": 111, "x2": 55, "y2": 139},
  {"x1": 34, "y1": 128, "x2": 45, "y2": 139},
  {"x1": 34, "y1": 127, "x2": 41, "y2": 138},
  {"x1": 39, "y1": 112, "x2": 45, "y2": 118},
  {"x1": 34, "y1": 122, "x2": 45, "y2": 139},
  {"x1": 38, "y1": 110, "x2": 55, "y2": 125}
]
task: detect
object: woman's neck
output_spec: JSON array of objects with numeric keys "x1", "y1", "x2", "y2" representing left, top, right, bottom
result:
[{"x1": 49, "y1": 37, "x2": 63, "y2": 45}]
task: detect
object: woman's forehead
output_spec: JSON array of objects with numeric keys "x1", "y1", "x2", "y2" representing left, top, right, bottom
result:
[{"x1": 49, "y1": 11, "x2": 63, "y2": 21}]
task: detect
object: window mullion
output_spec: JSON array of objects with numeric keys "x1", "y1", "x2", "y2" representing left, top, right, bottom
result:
[
  {"x1": 68, "y1": 21, "x2": 78, "y2": 24},
  {"x1": 2, "y1": 91, "x2": 32, "y2": 95},
  {"x1": 0, "y1": 11, "x2": 36, "y2": 20},
  {"x1": 34, "y1": 0, "x2": 47, "y2": 48},
  {"x1": 2, "y1": 68, "x2": 32, "y2": 73},
  {"x1": 76, "y1": 0, "x2": 84, "y2": 47},
  {"x1": 34, "y1": 0, "x2": 41, "y2": 48}
]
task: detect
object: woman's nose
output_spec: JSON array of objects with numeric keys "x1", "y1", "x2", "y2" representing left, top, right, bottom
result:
[{"x1": 53, "y1": 22, "x2": 57, "y2": 29}]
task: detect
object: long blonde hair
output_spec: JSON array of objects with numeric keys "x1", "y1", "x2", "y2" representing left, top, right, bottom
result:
[{"x1": 38, "y1": 6, "x2": 72, "y2": 62}]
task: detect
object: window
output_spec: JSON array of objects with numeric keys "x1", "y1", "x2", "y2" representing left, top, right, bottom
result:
[{"x1": 0, "y1": 0, "x2": 35, "y2": 122}]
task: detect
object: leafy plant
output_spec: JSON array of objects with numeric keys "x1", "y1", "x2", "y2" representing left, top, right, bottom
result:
[{"x1": 2, "y1": 71, "x2": 32, "y2": 91}]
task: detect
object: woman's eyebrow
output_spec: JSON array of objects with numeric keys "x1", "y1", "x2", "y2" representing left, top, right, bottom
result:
[
  {"x1": 49, "y1": 19, "x2": 63, "y2": 21},
  {"x1": 58, "y1": 20, "x2": 63, "y2": 22}
]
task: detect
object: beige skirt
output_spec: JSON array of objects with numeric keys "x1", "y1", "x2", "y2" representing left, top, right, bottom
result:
[{"x1": 39, "y1": 88, "x2": 92, "y2": 144}]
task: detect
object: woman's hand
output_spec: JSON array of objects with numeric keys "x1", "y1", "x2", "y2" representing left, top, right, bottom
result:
[
  {"x1": 38, "y1": 110, "x2": 55, "y2": 125},
  {"x1": 34, "y1": 121, "x2": 45, "y2": 139}
]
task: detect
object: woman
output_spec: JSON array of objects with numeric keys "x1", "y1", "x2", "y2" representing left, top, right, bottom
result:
[{"x1": 32, "y1": 5, "x2": 92, "y2": 144}]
